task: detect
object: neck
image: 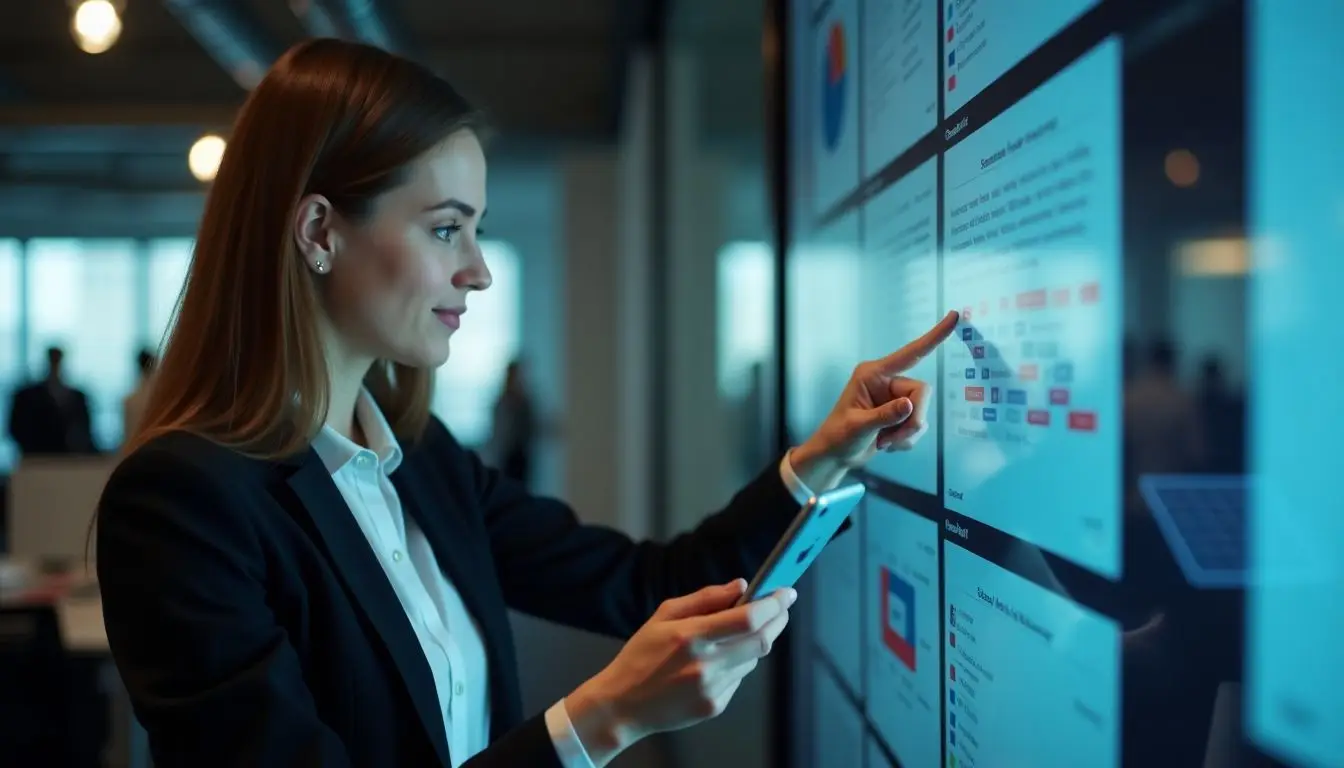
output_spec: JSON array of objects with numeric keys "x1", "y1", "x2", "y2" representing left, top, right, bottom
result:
[{"x1": 323, "y1": 334, "x2": 374, "y2": 444}]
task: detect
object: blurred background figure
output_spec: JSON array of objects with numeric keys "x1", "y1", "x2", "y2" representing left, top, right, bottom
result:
[
  {"x1": 121, "y1": 348, "x2": 156, "y2": 445},
  {"x1": 6, "y1": 347, "x2": 96, "y2": 457},
  {"x1": 1123, "y1": 338, "x2": 1204, "y2": 477},
  {"x1": 486, "y1": 359, "x2": 538, "y2": 488}
]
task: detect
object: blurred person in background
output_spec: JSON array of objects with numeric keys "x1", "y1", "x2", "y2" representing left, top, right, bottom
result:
[
  {"x1": 122, "y1": 348, "x2": 157, "y2": 444},
  {"x1": 95, "y1": 38, "x2": 957, "y2": 768},
  {"x1": 1124, "y1": 338, "x2": 1204, "y2": 478},
  {"x1": 484, "y1": 358, "x2": 537, "y2": 488},
  {"x1": 7, "y1": 345, "x2": 95, "y2": 456}
]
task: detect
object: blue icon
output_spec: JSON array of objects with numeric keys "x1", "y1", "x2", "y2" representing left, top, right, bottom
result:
[
  {"x1": 948, "y1": 50, "x2": 956, "y2": 68},
  {"x1": 981, "y1": 367, "x2": 991, "y2": 379},
  {"x1": 990, "y1": 387, "x2": 1001, "y2": 403},
  {"x1": 947, "y1": 2, "x2": 954, "y2": 20},
  {"x1": 982, "y1": 408, "x2": 997, "y2": 422},
  {"x1": 1007, "y1": 389, "x2": 1027, "y2": 405},
  {"x1": 951, "y1": 712, "x2": 957, "y2": 728},
  {"x1": 1054, "y1": 362, "x2": 1074, "y2": 382},
  {"x1": 951, "y1": 730, "x2": 957, "y2": 746},
  {"x1": 965, "y1": 367, "x2": 976, "y2": 379},
  {"x1": 950, "y1": 689, "x2": 957, "y2": 705}
]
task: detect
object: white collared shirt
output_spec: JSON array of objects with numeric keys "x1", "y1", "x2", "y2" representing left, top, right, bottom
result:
[{"x1": 313, "y1": 390, "x2": 816, "y2": 767}]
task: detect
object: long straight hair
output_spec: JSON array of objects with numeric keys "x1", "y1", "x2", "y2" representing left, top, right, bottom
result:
[{"x1": 127, "y1": 39, "x2": 485, "y2": 459}]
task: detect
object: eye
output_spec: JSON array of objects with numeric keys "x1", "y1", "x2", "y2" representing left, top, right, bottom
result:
[{"x1": 432, "y1": 224, "x2": 462, "y2": 243}]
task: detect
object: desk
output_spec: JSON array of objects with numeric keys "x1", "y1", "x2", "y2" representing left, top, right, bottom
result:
[{"x1": 0, "y1": 574, "x2": 148, "y2": 768}]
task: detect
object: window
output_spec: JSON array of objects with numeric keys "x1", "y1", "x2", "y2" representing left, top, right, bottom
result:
[
  {"x1": 716, "y1": 240, "x2": 777, "y2": 400},
  {"x1": 0, "y1": 240, "x2": 21, "y2": 471},
  {"x1": 25, "y1": 239, "x2": 140, "y2": 450},
  {"x1": 431, "y1": 241, "x2": 522, "y2": 447},
  {"x1": 147, "y1": 238, "x2": 194, "y2": 350}
]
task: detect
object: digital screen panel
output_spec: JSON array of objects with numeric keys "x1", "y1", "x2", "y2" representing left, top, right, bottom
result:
[
  {"x1": 811, "y1": 0, "x2": 861, "y2": 218},
  {"x1": 944, "y1": 542, "x2": 1121, "y2": 767},
  {"x1": 859, "y1": 157, "x2": 940, "y2": 494},
  {"x1": 1247, "y1": 3, "x2": 1344, "y2": 765},
  {"x1": 784, "y1": 1, "x2": 1271, "y2": 766},
  {"x1": 861, "y1": 0, "x2": 938, "y2": 175},
  {"x1": 941, "y1": 37, "x2": 1123, "y2": 580},
  {"x1": 865, "y1": 498, "x2": 941, "y2": 768},
  {"x1": 942, "y1": 0, "x2": 1101, "y2": 117}
]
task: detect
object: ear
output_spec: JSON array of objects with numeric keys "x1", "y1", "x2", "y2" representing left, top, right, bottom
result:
[{"x1": 293, "y1": 194, "x2": 340, "y2": 275}]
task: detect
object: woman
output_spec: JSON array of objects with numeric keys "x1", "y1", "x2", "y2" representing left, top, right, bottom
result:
[{"x1": 95, "y1": 38, "x2": 957, "y2": 768}]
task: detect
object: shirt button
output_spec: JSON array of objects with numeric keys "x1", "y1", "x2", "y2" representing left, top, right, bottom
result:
[
  {"x1": 454, "y1": 682, "x2": 465, "y2": 696},
  {"x1": 392, "y1": 550, "x2": 403, "y2": 562}
]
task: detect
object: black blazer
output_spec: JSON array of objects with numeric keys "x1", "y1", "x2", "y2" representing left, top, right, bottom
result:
[{"x1": 96, "y1": 417, "x2": 803, "y2": 767}]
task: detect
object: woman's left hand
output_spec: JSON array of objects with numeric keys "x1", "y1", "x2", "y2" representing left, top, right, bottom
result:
[{"x1": 790, "y1": 311, "x2": 960, "y2": 490}]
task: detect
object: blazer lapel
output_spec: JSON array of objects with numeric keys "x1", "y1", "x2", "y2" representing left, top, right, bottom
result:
[
  {"x1": 280, "y1": 453, "x2": 453, "y2": 768},
  {"x1": 390, "y1": 464, "x2": 524, "y2": 732}
]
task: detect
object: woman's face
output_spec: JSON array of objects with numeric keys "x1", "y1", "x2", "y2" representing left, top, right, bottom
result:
[{"x1": 298, "y1": 129, "x2": 490, "y2": 370}]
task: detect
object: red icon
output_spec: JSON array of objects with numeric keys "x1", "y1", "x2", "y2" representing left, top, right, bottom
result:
[
  {"x1": 1017, "y1": 289, "x2": 1047, "y2": 309},
  {"x1": 1027, "y1": 409, "x2": 1051, "y2": 426},
  {"x1": 1068, "y1": 411, "x2": 1097, "y2": 431},
  {"x1": 947, "y1": 26, "x2": 955, "y2": 42},
  {"x1": 948, "y1": 74, "x2": 957, "y2": 91},
  {"x1": 950, "y1": 632, "x2": 958, "y2": 648},
  {"x1": 950, "y1": 664, "x2": 957, "y2": 681},
  {"x1": 1080, "y1": 282, "x2": 1100, "y2": 303},
  {"x1": 1019, "y1": 363, "x2": 1039, "y2": 381},
  {"x1": 1049, "y1": 388, "x2": 1070, "y2": 406},
  {"x1": 965, "y1": 386, "x2": 985, "y2": 402}
]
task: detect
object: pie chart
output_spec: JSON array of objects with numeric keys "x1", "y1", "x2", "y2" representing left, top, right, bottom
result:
[{"x1": 821, "y1": 21, "x2": 847, "y2": 152}]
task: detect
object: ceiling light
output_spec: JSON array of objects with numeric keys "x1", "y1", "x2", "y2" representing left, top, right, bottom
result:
[
  {"x1": 1164, "y1": 148, "x2": 1200, "y2": 188},
  {"x1": 188, "y1": 134, "x2": 227, "y2": 182},
  {"x1": 72, "y1": 0, "x2": 123, "y2": 55}
]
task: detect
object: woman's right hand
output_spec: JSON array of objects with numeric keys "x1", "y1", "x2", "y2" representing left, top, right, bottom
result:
[{"x1": 563, "y1": 579, "x2": 795, "y2": 766}]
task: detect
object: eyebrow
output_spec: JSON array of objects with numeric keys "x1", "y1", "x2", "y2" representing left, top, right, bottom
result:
[{"x1": 423, "y1": 198, "x2": 485, "y2": 218}]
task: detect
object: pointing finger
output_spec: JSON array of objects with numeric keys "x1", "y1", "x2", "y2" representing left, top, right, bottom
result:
[{"x1": 876, "y1": 311, "x2": 959, "y2": 373}]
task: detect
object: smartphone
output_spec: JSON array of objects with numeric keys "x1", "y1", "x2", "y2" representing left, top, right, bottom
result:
[{"x1": 736, "y1": 482, "x2": 866, "y2": 605}]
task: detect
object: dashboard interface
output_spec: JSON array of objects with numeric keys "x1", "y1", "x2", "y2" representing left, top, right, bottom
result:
[{"x1": 781, "y1": 1, "x2": 1339, "y2": 766}]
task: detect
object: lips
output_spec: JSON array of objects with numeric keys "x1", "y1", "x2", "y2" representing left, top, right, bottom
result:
[{"x1": 433, "y1": 307, "x2": 464, "y2": 330}]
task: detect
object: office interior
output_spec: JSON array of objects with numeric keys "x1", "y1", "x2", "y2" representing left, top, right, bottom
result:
[
  {"x1": 1, "y1": 1, "x2": 786, "y2": 767},
  {"x1": 0, "y1": 1, "x2": 1314, "y2": 768}
]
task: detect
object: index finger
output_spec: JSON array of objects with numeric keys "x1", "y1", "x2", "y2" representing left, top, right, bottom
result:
[
  {"x1": 876, "y1": 310, "x2": 960, "y2": 372},
  {"x1": 692, "y1": 591, "x2": 789, "y2": 642}
]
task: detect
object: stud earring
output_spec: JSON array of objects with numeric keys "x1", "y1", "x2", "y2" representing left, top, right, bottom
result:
[{"x1": 314, "y1": 260, "x2": 327, "y2": 273}]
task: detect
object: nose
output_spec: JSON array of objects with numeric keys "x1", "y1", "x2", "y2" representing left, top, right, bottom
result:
[{"x1": 452, "y1": 241, "x2": 492, "y2": 292}]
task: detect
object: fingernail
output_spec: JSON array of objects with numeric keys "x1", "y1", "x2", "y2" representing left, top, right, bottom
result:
[
  {"x1": 785, "y1": 588, "x2": 798, "y2": 606},
  {"x1": 731, "y1": 578, "x2": 747, "y2": 590},
  {"x1": 896, "y1": 398, "x2": 913, "y2": 416}
]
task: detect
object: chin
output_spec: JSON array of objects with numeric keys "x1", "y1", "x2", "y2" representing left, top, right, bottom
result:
[{"x1": 387, "y1": 340, "x2": 452, "y2": 370}]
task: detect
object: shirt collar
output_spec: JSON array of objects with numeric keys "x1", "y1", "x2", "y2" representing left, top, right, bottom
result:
[{"x1": 311, "y1": 388, "x2": 404, "y2": 476}]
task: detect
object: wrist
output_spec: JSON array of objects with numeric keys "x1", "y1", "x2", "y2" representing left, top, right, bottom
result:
[
  {"x1": 790, "y1": 441, "x2": 850, "y2": 492},
  {"x1": 564, "y1": 679, "x2": 638, "y2": 767}
]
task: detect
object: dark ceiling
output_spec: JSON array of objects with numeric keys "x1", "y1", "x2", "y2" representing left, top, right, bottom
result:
[{"x1": 0, "y1": 0, "x2": 628, "y2": 192}]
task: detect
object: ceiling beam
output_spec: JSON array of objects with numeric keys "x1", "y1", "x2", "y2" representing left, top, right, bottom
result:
[
  {"x1": 293, "y1": 0, "x2": 414, "y2": 56},
  {"x1": 609, "y1": 0, "x2": 667, "y2": 135},
  {"x1": 160, "y1": 0, "x2": 287, "y2": 90}
]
